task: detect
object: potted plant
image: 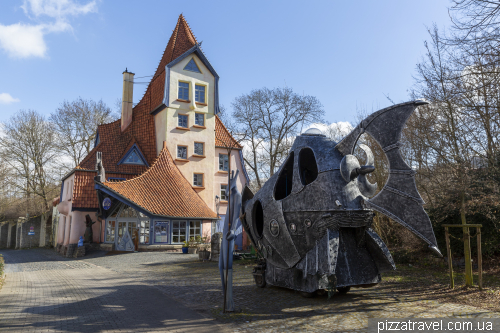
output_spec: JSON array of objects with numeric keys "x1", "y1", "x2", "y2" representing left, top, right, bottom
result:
[
  {"x1": 182, "y1": 239, "x2": 189, "y2": 254},
  {"x1": 187, "y1": 237, "x2": 198, "y2": 254},
  {"x1": 197, "y1": 236, "x2": 211, "y2": 260}
]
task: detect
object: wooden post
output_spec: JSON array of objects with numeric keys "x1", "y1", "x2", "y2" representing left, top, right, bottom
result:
[
  {"x1": 460, "y1": 192, "x2": 473, "y2": 286},
  {"x1": 477, "y1": 227, "x2": 483, "y2": 291},
  {"x1": 445, "y1": 226, "x2": 454, "y2": 289},
  {"x1": 463, "y1": 226, "x2": 473, "y2": 286}
]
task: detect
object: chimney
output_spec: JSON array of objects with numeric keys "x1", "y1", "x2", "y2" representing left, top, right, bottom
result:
[{"x1": 121, "y1": 68, "x2": 134, "y2": 132}]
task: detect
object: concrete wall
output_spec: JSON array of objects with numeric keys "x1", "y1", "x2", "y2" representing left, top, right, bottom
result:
[
  {"x1": 56, "y1": 171, "x2": 99, "y2": 254},
  {"x1": 214, "y1": 148, "x2": 247, "y2": 215},
  {"x1": 14, "y1": 216, "x2": 42, "y2": 249},
  {"x1": 7, "y1": 223, "x2": 16, "y2": 248},
  {"x1": 0, "y1": 223, "x2": 8, "y2": 248},
  {"x1": 157, "y1": 53, "x2": 247, "y2": 217},
  {"x1": 161, "y1": 54, "x2": 217, "y2": 210}
]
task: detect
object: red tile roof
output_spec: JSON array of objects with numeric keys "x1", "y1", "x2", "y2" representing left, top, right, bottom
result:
[
  {"x1": 72, "y1": 14, "x2": 199, "y2": 209},
  {"x1": 154, "y1": 14, "x2": 198, "y2": 78},
  {"x1": 215, "y1": 115, "x2": 242, "y2": 149},
  {"x1": 78, "y1": 14, "x2": 198, "y2": 174},
  {"x1": 72, "y1": 171, "x2": 136, "y2": 210},
  {"x1": 101, "y1": 144, "x2": 217, "y2": 219}
]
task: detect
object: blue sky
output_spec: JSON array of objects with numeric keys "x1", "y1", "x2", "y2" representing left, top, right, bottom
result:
[{"x1": 0, "y1": 0, "x2": 453, "y2": 125}]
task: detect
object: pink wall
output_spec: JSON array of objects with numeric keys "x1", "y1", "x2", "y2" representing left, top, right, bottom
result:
[{"x1": 214, "y1": 148, "x2": 247, "y2": 216}]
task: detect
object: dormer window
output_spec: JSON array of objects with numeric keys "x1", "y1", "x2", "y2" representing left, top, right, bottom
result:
[
  {"x1": 117, "y1": 143, "x2": 149, "y2": 166},
  {"x1": 123, "y1": 150, "x2": 144, "y2": 165},
  {"x1": 184, "y1": 58, "x2": 201, "y2": 73},
  {"x1": 178, "y1": 82, "x2": 189, "y2": 100},
  {"x1": 195, "y1": 85, "x2": 206, "y2": 104}
]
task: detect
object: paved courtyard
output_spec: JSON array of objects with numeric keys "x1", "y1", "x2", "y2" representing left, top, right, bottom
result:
[{"x1": 0, "y1": 248, "x2": 499, "y2": 333}]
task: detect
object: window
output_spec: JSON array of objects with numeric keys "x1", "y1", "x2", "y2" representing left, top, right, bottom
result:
[
  {"x1": 172, "y1": 221, "x2": 187, "y2": 243},
  {"x1": 177, "y1": 146, "x2": 187, "y2": 159},
  {"x1": 184, "y1": 58, "x2": 201, "y2": 73},
  {"x1": 195, "y1": 113, "x2": 205, "y2": 126},
  {"x1": 140, "y1": 220, "x2": 150, "y2": 244},
  {"x1": 219, "y1": 154, "x2": 228, "y2": 171},
  {"x1": 124, "y1": 151, "x2": 143, "y2": 164},
  {"x1": 189, "y1": 221, "x2": 201, "y2": 239},
  {"x1": 178, "y1": 82, "x2": 189, "y2": 100},
  {"x1": 118, "y1": 144, "x2": 148, "y2": 166},
  {"x1": 119, "y1": 205, "x2": 137, "y2": 218},
  {"x1": 195, "y1": 85, "x2": 206, "y2": 103},
  {"x1": 178, "y1": 114, "x2": 188, "y2": 128},
  {"x1": 106, "y1": 220, "x2": 115, "y2": 242},
  {"x1": 154, "y1": 221, "x2": 169, "y2": 243},
  {"x1": 193, "y1": 173, "x2": 203, "y2": 187},
  {"x1": 221, "y1": 184, "x2": 228, "y2": 201},
  {"x1": 194, "y1": 142, "x2": 204, "y2": 156},
  {"x1": 107, "y1": 177, "x2": 126, "y2": 182}
]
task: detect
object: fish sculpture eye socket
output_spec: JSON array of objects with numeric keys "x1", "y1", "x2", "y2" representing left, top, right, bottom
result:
[
  {"x1": 299, "y1": 148, "x2": 318, "y2": 186},
  {"x1": 253, "y1": 200, "x2": 264, "y2": 238}
]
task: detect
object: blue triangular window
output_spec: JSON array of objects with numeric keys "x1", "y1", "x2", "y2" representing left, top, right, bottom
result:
[
  {"x1": 124, "y1": 150, "x2": 143, "y2": 164},
  {"x1": 184, "y1": 58, "x2": 201, "y2": 73},
  {"x1": 118, "y1": 144, "x2": 149, "y2": 166}
]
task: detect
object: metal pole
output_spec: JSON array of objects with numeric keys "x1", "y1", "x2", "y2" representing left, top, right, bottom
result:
[
  {"x1": 445, "y1": 226, "x2": 454, "y2": 289},
  {"x1": 223, "y1": 149, "x2": 232, "y2": 313},
  {"x1": 477, "y1": 227, "x2": 482, "y2": 291}
]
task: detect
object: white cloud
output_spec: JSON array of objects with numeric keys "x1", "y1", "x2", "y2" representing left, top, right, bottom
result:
[
  {"x1": 0, "y1": 0, "x2": 97, "y2": 59},
  {"x1": 22, "y1": 0, "x2": 97, "y2": 19},
  {"x1": 0, "y1": 23, "x2": 46, "y2": 58},
  {"x1": 0, "y1": 93, "x2": 20, "y2": 104}
]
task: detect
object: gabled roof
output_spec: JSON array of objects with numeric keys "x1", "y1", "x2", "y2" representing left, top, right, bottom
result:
[
  {"x1": 77, "y1": 14, "x2": 198, "y2": 175},
  {"x1": 154, "y1": 14, "x2": 198, "y2": 78},
  {"x1": 215, "y1": 115, "x2": 242, "y2": 149},
  {"x1": 98, "y1": 143, "x2": 217, "y2": 219}
]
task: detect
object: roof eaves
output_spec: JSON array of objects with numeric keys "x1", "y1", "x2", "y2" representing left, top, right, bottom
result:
[
  {"x1": 150, "y1": 103, "x2": 167, "y2": 116},
  {"x1": 96, "y1": 181, "x2": 218, "y2": 220},
  {"x1": 61, "y1": 168, "x2": 96, "y2": 182},
  {"x1": 166, "y1": 44, "x2": 219, "y2": 78}
]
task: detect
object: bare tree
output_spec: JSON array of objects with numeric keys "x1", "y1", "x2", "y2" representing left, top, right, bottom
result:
[
  {"x1": 230, "y1": 87, "x2": 324, "y2": 189},
  {"x1": 0, "y1": 110, "x2": 59, "y2": 212},
  {"x1": 50, "y1": 98, "x2": 115, "y2": 168}
]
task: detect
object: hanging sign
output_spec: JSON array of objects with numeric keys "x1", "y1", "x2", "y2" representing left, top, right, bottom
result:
[{"x1": 103, "y1": 197, "x2": 112, "y2": 210}]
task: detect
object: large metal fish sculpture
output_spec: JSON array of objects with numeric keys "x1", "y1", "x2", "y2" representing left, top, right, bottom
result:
[{"x1": 240, "y1": 100, "x2": 441, "y2": 296}]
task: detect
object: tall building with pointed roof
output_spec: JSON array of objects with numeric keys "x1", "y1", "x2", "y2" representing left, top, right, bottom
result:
[{"x1": 56, "y1": 15, "x2": 249, "y2": 255}]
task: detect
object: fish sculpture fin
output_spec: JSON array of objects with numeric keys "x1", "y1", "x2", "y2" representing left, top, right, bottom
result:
[
  {"x1": 241, "y1": 185, "x2": 254, "y2": 212},
  {"x1": 336, "y1": 100, "x2": 442, "y2": 257}
]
